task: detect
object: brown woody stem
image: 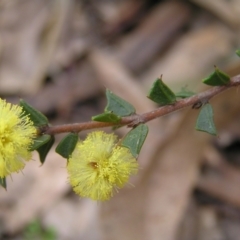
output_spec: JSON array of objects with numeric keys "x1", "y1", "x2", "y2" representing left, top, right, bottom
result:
[{"x1": 42, "y1": 74, "x2": 240, "y2": 135}]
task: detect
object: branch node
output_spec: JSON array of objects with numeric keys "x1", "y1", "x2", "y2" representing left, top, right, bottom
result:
[{"x1": 127, "y1": 114, "x2": 145, "y2": 128}]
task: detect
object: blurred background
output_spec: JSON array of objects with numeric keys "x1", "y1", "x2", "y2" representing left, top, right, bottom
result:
[{"x1": 0, "y1": 0, "x2": 240, "y2": 239}]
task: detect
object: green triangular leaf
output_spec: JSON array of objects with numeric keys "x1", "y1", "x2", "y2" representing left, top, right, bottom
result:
[
  {"x1": 105, "y1": 89, "x2": 135, "y2": 117},
  {"x1": 236, "y1": 49, "x2": 240, "y2": 57},
  {"x1": 121, "y1": 124, "x2": 149, "y2": 158},
  {"x1": 36, "y1": 136, "x2": 55, "y2": 164},
  {"x1": 0, "y1": 177, "x2": 7, "y2": 190},
  {"x1": 147, "y1": 77, "x2": 176, "y2": 106},
  {"x1": 55, "y1": 133, "x2": 78, "y2": 159},
  {"x1": 92, "y1": 112, "x2": 121, "y2": 123},
  {"x1": 175, "y1": 86, "x2": 195, "y2": 99},
  {"x1": 30, "y1": 135, "x2": 51, "y2": 151},
  {"x1": 195, "y1": 103, "x2": 217, "y2": 136},
  {"x1": 19, "y1": 100, "x2": 49, "y2": 127},
  {"x1": 202, "y1": 67, "x2": 230, "y2": 86}
]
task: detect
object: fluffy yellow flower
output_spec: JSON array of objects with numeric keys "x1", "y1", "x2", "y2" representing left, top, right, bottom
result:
[
  {"x1": 67, "y1": 131, "x2": 138, "y2": 201},
  {"x1": 0, "y1": 99, "x2": 36, "y2": 178}
]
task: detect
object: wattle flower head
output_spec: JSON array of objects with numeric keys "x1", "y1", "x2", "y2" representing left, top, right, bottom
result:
[
  {"x1": 0, "y1": 99, "x2": 36, "y2": 177},
  {"x1": 67, "y1": 131, "x2": 138, "y2": 201}
]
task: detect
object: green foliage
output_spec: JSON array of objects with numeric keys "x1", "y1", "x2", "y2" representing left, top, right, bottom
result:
[
  {"x1": 202, "y1": 67, "x2": 230, "y2": 86},
  {"x1": 92, "y1": 89, "x2": 135, "y2": 124},
  {"x1": 19, "y1": 100, "x2": 53, "y2": 164},
  {"x1": 195, "y1": 103, "x2": 217, "y2": 136},
  {"x1": 147, "y1": 77, "x2": 176, "y2": 105},
  {"x1": 175, "y1": 86, "x2": 195, "y2": 98},
  {"x1": 105, "y1": 89, "x2": 136, "y2": 117},
  {"x1": 36, "y1": 136, "x2": 55, "y2": 164},
  {"x1": 236, "y1": 49, "x2": 240, "y2": 57},
  {"x1": 121, "y1": 124, "x2": 149, "y2": 158},
  {"x1": 0, "y1": 177, "x2": 6, "y2": 190},
  {"x1": 30, "y1": 135, "x2": 51, "y2": 151},
  {"x1": 23, "y1": 219, "x2": 57, "y2": 240},
  {"x1": 19, "y1": 100, "x2": 49, "y2": 127},
  {"x1": 92, "y1": 112, "x2": 121, "y2": 123},
  {"x1": 55, "y1": 133, "x2": 78, "y2": 159}
]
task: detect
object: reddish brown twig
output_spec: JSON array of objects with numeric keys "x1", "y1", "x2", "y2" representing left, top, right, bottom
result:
[{"x1": 42, "y1": 74, "x2": 240, "y2": 135}]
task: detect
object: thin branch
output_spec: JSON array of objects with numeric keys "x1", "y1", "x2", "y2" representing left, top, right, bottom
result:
[{"x1": 43, "y1": 74, "x2": 240, "y2": 135}]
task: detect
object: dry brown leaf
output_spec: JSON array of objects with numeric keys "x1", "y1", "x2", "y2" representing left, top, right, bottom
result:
[
  {"x1": 0, "y1": 0, "x2": 70, "y2": 94},
  {"x1": 191, "y1": 0, "x2": 240, "y2": 26},
  {"x1": 142, "y1": 24, "x2": 234, "y2": 89},
  {"x1": 0, "y1": 149, "x2": 68, "y2": 233}
]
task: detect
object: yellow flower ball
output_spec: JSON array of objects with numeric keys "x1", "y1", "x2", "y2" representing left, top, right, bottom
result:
[
  {"x1": 0, "y1": 99, "x2": 36, "y2": 178},
  {"x1": 67, "y1": 131, "x2": 138, "y2": 201}
]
